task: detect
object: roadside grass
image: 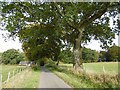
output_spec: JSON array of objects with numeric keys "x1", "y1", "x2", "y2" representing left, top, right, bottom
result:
[
  {"x1": 2, "y1": 65, "x2": 26, "y2": 82},
  {"x1": 2, "y1": 67, "x2": 40, "y2": 88},
  {"x1": 17, "y1": 69, "x2": 40, "y2": 88},
  {"x1": 46, "y1": 62, "x2": 119, "y2": 88},
  {"x1": 60, "y1": 62, "x2": 118, "y2": 75}
]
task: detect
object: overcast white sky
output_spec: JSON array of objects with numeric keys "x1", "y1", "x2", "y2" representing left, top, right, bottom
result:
[
  {"x1": 0, "y1": 31, "x2": 23, "y2": 52},
  {"x1": 0, "y1": 30, "x2": 119, "y2": 52}
]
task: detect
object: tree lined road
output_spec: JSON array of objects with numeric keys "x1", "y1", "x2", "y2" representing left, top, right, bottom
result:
[{"x1": 39, "y1": 67, "x2": 72, "y2": 89}]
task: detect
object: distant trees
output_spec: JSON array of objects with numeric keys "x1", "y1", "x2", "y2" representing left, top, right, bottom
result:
[
  {"x1": 58, "y1": 49, "x2": 73, "y2": 64},
  {"x1": 99, "y1": 51, "x2": 107, "y2": 62},
  {"x1": 99, "y1": 45, "x2": 120, "y2": 62},
  {"x1": 58, "y1": 47, "x2": 99, "y2": 64},
  {"x1": 107, "y1": 45, "x2": 120, "y2": 61},
  {"x1": 1, "y1": 49, "x2": 25, "y2": 64},
  {"x1": 59, "y1": 45, "x2": 119, "y2": 63},
  {"x1": 82, "y1": 48, "x2": 99, "y2": 63}
]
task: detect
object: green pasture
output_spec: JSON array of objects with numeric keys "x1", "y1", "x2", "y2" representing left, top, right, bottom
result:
[
  {"x1": 60, "y1": 62, "x2": 119, "y2": 75},
  {"x1": 2, "y1": 65, "x2": 26, "y2": 82},
  {"x1": 2, "y1": 68, "x2": 40, "y2": 88}
]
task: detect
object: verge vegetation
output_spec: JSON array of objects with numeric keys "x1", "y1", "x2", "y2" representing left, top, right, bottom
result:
[
  {"x1": 46, "y1": 62, "x2": 119, "y2": 88},
  {"x1": 2, "y1": 67, "x2": 40, "y2": 88}
]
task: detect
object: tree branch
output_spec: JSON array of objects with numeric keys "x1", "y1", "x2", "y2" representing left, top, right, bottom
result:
[
  {"x1": 53, "y1": 1, "x2": 78, "y2": 30},
  {"x1": 80, "y1": 3, "x2": 110, "y2": 28}
]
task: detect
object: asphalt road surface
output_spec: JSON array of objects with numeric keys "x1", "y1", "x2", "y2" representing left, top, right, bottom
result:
[{"x1": 39, "y1": 66, "x2": 72, "y2": 89}]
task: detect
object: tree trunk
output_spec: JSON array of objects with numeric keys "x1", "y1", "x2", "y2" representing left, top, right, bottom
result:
[{"x1": 73, "y1": 28, "x2": 84, "y2": 70}]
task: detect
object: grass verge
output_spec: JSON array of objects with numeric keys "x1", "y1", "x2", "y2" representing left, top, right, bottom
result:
[
  {"x1": 46, "y1": 64, "x2": 119, "y2": 88},
  {"x1": 2, "y1": 67, "x2": 40, "y2": 88}
]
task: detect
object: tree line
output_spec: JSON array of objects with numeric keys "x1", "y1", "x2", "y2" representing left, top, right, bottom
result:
[
  {"x1": 1, "y1": 45, "x2": 119, "y2": 65},
  {"x1": 59, "y1": 45, "x2": 120, "y2": 64},
  {"x1": 99, "y1": 45, "x2": 120, "y2": 62}
]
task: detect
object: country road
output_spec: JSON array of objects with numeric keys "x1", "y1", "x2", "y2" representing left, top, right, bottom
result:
[{"x1": 39, "y1": 66, "x2": 72, "y2": 89}]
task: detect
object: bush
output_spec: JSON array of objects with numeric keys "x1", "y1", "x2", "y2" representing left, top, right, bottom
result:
[
  {"x1": 1, "y1": 49, "x2": 24, "y2": 64},
  {"x1": 32, "y1": 65, "x2": 40, "y2": 71}
]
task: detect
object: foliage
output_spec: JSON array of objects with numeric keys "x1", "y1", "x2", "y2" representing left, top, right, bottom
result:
[
  {"x1": 107, "y1": 45, "x2": 120, "y2": 61},
  {"x1": 99, "y1": 45, "x2": 120, "y2": 62},
  {"x1": 0, "y1": 52, "x2": 2, "y2": 56},
  {"x1": 31, "y1": 65, "x2": 40, "y2": 71},
  {"x1": 1, "y1": 2, "x2": 119, "y2": 69},
  {"x1": 99, "y1": 51, "x2": 107, "y2": 62},
  {"x1": 58, "y1": 49, "x2": 73, "y2": 64},
  {"x1": 59, "y1": 48, "x2": 99, "y2": 63},
  {"x1": 82, "y1": 47, "x2": 99, "y2": 63},
  {"x1": 19, "y1": 24, "x2": 61, "y2": 63},
  {"x1": 1, "y1": 49, "x2": 24, "y2": 64}
]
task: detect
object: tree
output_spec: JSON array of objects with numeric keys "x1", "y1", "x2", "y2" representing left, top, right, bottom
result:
[
  {"x1": 82, "y1": 47, "x2": 99, "y2": 62},
  {"x1": 19, "y1": 24, "x2": 62, "y2": 63},
  {"x1": 107, "y1": 45, "x2": 120, "y2": 61},
  {"x1": 1, "y1": 49, "x2": 24, "y2": 64},
  {"x1": 58, "y1": 49, "x2": 73, "y2": 64},
  {"x1": 99, "y1": 51, "x2": 107, "y2": 62},
  {"x1": 1, "y1": 2, "x2": 119, "y2": 70}
]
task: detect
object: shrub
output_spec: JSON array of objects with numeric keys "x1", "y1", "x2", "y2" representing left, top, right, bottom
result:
[{"x1": 32, "y1": 65, "x2": 40, "y2": 71}]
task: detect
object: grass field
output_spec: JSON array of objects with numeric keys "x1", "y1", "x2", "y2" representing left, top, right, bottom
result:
[
  {"x1": 46, "y1": 62, "x2": 119, "y2": 88},
  {"x1": 60, "y1": 62, "x2": 119, "y2": 75},
  {"x1": 2, "y1": 68, "x2": 40, "y2": 88},
  {"x1": 2, "y1": 65, "x2": 26, "y2": 82}
]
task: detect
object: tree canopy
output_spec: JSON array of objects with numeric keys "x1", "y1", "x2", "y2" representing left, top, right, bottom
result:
[
  {"x1": 1, "y1": 2, "x2": 119, "y2": 69},
  {"x1": 19, "y1": 24, "x2": 62, "y2": 62},
  {"x1": 107, "y1": 45, "x2": 120, "y2": 61}
]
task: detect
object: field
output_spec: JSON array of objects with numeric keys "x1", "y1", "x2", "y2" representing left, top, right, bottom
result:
[
  {"x1": 47, "y1": 62, "x2": 119, "y2": 88},
  {"x1": 2, "y1": 65, "x2": 40, "y2": 88},
  {"x1": 2, "y1": 65, "x2": 26, "y2": 82},
  {"x1": 60, "y1": 62, "x2": 119, "y2": 75}
]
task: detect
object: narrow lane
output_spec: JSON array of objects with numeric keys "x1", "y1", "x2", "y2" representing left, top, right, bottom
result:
[{"x1": 39, "y1": 66, "x2": 72, "y2": 89}]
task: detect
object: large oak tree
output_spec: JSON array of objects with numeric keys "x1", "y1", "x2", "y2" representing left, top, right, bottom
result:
[{"x1": 1, "y1": 2, "x2": 119, "y2": 70}]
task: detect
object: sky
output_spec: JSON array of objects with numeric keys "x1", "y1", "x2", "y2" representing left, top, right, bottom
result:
[
  {"x1": 0, "y1": 30, "x2": 119, "y2": 52},
  {"x1": 0, "y1": 31, "x2": 23, "y2": 52}
]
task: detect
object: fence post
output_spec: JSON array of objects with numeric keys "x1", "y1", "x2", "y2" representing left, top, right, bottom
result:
[
  {"x1": 103, "y1": 66, "x2": 106, "y2": 73},
  {"x1": 7, "y1": 72, "x2": 10, "y2": 82},
  {"x1": 102, "y1": 66, "x2": 106, "y2": 83},
  {"x1": 20, "y1": 68, "x2": 22, "y2": 72}
]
